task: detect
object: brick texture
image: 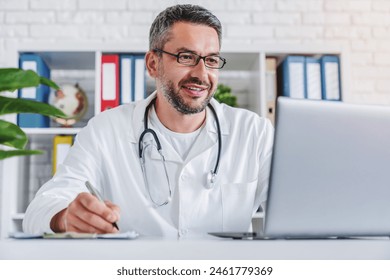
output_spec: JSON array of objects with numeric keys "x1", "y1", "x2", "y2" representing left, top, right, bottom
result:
[{"x1": 0, "y1": 0, "x2": 388, "y2": 103}]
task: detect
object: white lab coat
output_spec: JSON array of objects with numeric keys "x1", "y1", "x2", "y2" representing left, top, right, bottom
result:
[{"x1": 23, "y1": 92, "x2": 274, "y2": 238}]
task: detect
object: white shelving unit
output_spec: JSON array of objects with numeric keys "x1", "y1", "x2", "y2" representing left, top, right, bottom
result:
[{"x1": 0, "y1": 43, "x2": 349, "y2": 238}]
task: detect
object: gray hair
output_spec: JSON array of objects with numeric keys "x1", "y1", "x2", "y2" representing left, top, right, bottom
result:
[{"x1": 149, "y1": 4, "x2": 222, "y2": 51}]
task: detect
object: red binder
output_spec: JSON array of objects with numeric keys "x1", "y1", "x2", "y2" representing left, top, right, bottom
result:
[{"x1": 101, "y1": 54, "x2": 120, "y2": 111}]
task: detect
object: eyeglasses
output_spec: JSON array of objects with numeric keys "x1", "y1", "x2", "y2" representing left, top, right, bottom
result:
[{"x1": 153, "y1": 48, "x2": 227, "y2": 69}]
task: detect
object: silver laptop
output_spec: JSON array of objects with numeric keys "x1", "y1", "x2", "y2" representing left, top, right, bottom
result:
[
  {"x1": 264, "y1": 97, "x2": 390, "y2": 238},
  {"x1": 210, "y1": 97, "x2": 390, "y2": 239}
]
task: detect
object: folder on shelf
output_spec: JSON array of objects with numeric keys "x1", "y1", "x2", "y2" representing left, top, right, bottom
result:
[
  {"x1": 18, "y1": 53, "x2": 51, "y2": 127},
  {"x1": 320, "y1": 55, "x2": 342, "y2": 101},
  {"x1": 133, "y1": 55, "x2": 146, "y2": 101},
  {"x1": 101, "y1": 54, "x2": 120, "y2": 111},
  {"x1": 120, "y1": 55, "x2": 133, "y2": 104},
  {"x1": 52, "y1": 135, "x2": 73, "y2": 174},
  {"x1": 265, "y1": 57, "x2": 277, "y2": 124},
  {"x1": 276, "y1": 56, "x2": 306, "y2": 99},
  {"x1": 305, "y1": 57, "x2": 322, "y2": 100}
]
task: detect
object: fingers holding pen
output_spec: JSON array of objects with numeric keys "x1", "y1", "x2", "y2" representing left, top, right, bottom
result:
[
  {"x1": 104, "y1": 200, "x2": 121, "y2": 221},
  {"x1": 65, "y1": 192, "x2": 120, "y2": 233}
]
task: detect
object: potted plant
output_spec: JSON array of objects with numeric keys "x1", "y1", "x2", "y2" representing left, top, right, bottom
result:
[
  {"x1": 214, "y1": 84, "x2": 238, "y2": 107},
  {"x1": 0, "y1": 68, "x2": 66, "y2": 160}
]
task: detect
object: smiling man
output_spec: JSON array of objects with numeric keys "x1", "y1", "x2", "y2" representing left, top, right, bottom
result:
[{"x1": 23, "y1": 4, "x2": 274, "y2": 238}]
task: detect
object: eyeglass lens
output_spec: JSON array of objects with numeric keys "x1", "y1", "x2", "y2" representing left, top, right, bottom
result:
[{"x1": 178, "y1": 52, "x2": 224, "y2": 68}]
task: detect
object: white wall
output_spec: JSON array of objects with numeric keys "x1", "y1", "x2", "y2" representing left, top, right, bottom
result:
[{"x1": 1, "y1": 0, "x2": 390, "y2": 105}]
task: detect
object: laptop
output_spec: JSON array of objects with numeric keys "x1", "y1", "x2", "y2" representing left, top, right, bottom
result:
[{"x1": 210, "y1": 97, "x2": 390, "y2": 239}]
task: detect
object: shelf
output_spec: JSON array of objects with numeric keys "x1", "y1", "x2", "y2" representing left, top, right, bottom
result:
[
  {"x1": 23, "y1": 127, "x2": 82, "y2": 135},
  {"x1": 23, "y1": 51, "x2": 96, "y2": 70},
  {"x1": 0, "y1": 44, "x2": 347, "y2": 238}
]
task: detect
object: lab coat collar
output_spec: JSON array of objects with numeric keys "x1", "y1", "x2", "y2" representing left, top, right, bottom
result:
[
  {"x1": 129, "y1": 91, "x2": 230, "y2": 163},
  {"x1": 130, "y1": 91, "x2": 158, "y2": 144}
]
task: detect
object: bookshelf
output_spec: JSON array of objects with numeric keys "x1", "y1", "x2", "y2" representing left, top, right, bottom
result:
[{"x1": 0, "y1": 43, "x2": 349, "y2": 238}]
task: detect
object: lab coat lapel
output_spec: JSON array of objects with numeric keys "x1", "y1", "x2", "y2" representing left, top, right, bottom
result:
[
  {"x1": 129, "y1": 91, "x2": 182, "y2": 164},
  {"x1": 129, "y1": 91, "x2": 157, "y2": 144},
  {"x1": 149, "y1": 131, "x2": 183, "y2": 163}
]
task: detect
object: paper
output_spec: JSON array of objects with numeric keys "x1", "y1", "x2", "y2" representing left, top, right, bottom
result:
[
  {"x1": 44, "y1": 231, "x2": 138, "y2": 239},
  {"x1": 10, "y1": 231, "x2": 138, "y2": 240}
]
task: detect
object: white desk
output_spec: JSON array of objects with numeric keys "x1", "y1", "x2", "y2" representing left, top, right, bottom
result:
[{"x1": 1, "y1": 237, "x2": 390, "y2": 260}]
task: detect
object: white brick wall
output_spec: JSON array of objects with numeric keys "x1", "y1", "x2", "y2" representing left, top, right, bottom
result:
[{"x1": 0, "y1": 0, "x2": 389, "y2": 104}]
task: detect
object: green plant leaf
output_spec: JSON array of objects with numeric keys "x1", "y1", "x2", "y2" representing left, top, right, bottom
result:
[
  {"x1": 0, "y1": 96, "x2": 66, "y2": 117},
  {"x1": 0, "y1": 67, "x2": 63, "y2": 161},
  {"x1": 0, "y1": 119, "x2": 28, "y2": 149},
  {"x1": 0, "y1": 149, "x2": 43, "y2": 160},
  {"x1": 0, "y1": 68, "x2": 59, "y2": 92},
  {"x1": 40, "y1": 76, "x2": 60, "y2": 90},
  {"x1": 214, "y1": 84, "x2": 237, "y2": 107}
]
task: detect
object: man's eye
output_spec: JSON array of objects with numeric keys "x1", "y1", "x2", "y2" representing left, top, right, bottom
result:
[
  {"x1": 206, "y1": 57, "x2": 219, "y2": 65},
  {"x1": 180, "y1": 54, "x2": 195, "y2": 60}
]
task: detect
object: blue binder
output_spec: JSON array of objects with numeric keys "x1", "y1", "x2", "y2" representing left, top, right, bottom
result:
[
  {"x1": 277, "y1": 56, "x2": 306, "y2": 99},
  {"x1": 320, "y1": 55, "x2": 342, "y2": 101},
  {"x1": 305, "y1": 57, "x2": 322, "y2": 100},
  {"x1": 133, "y1": 55, "x2": 146, "y2": 102},
  {"x1": 18, "y1": 53, "x2": 51, "y2": 127},
  {"x1": 119, "y1": 54, "x2": 146, "y2": 104},
  {"x1": 120, "y1": 55, "x2": 133, "y2": 104}
]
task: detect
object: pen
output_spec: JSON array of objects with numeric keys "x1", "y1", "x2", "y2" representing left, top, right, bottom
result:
[{"x1": 85, "y1": 180, "x2": 119, "y2": 231}]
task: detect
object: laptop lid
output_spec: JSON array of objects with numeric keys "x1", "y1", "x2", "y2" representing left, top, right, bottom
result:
[{"x1": 264, "y1": 97, "x2": 390, "y2": 238}]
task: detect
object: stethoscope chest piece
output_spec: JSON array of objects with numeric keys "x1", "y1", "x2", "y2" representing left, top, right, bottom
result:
[{"x1": 206, "y1": 170, "x2": 217, "y2": 189}]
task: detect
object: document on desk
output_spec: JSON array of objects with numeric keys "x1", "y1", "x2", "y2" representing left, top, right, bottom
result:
[{"x1": 10, "y1": 231, "x2": 138, "y2": 240}]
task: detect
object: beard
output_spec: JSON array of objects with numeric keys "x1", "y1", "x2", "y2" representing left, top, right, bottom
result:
[{"x1": 159, "y1": 76, "x2": 214, "y2": 115}]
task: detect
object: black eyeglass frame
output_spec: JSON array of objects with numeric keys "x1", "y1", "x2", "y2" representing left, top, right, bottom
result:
[{"x1": 153, "y1": 48, "x2": 227, "y2": 69}]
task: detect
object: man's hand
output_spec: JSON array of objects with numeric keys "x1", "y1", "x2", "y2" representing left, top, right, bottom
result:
[{"x1": 50, "y1": 192, "x2": 120, "y2": 233}]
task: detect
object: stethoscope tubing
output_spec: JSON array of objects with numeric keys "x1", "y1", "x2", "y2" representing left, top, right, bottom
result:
[{"x1": 138, "y1": 96, "x2": 222, "y2": 188}]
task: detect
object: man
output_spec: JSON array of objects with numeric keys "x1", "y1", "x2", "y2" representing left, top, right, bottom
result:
[{"x1": 23, "y1": 4, "x2": 273, "y2": 238}]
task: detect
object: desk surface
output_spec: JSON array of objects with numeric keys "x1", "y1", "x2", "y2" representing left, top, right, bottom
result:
[{"x1": 1, "y1": 237, "x2": 390, "y2": 260}]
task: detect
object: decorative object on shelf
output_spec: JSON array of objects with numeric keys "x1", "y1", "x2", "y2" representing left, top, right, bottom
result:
[
  {"x1": 0, "y1": 68, "x2": 66, "y2": 160},
  {"x1": 213, "y1": 84, "x2": 237, "y2": 107},
  {"x1": 49, "y1": 83, "x2": 88, "y2": 127}
]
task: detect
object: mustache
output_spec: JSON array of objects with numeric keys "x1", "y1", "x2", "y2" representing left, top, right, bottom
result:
[{"x1": 180, "y1": 77, "x2": 211, "y2": 88}]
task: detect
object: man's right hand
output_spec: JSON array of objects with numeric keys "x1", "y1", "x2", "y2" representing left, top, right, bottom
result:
[{"x1": 50, "y1": 192, "x2": 120, "y2": 234}]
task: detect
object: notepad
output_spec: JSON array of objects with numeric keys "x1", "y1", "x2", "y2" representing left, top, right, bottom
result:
[{"x1": 10, "y1": 231, "x2": 138, "y2": 240}]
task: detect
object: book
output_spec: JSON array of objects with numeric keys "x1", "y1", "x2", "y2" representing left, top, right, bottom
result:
[{"x1": 18, "y1": 53, "x2": 51, "y2": 127}]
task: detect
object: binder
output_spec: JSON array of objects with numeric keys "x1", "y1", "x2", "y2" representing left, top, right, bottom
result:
[
  {"x1": 133, "y1": 55, "x2": 146, "y2": 101},
  {"x1": 265, "y1": 57, "x2": 277, "y2": 124},
  {"x1": 101, "y1": 54, "x2": 120, "y2": 111},
  {"x1": 305, "y1": 57, "x2": 322, "y2": 100},
  {"x1": 18, "y1": 53, "x2": 51, "y2": 127},
  {"x1": 320, "y1": 55, "x2": 342, "y2": 101},
  {"x1": 276, "y1": 56, "x2": 306, "y2": 99},
  {"x1": 52, "y1": 135, "x2": 73, "y2": 174},
  {"x1": 120, "y1": 55, "x2": 133, "y2": 104}
]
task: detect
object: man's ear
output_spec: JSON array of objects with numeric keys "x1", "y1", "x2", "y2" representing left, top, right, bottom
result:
[{"x1": 145, "y1": 51, "x2": 158, "y2": 78}]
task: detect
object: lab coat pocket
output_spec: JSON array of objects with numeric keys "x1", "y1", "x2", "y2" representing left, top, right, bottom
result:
[{"x1": 221, "y1": 180, "x2": 258, "y2": 231}]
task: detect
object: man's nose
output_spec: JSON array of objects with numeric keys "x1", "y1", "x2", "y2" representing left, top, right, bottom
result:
[{"x1": 190, "y1": 58, "x2": 209, "y2": 80}]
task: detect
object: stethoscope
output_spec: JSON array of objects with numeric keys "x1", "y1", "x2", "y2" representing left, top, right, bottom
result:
[{"x1": 138, "y1": 97, "x2": 222, "y2": 207}]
